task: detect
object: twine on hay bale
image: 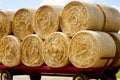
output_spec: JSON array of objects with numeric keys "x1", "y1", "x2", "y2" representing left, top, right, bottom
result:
[
  {"x1": 97, "y1": 4, "x2": 120, "y2": 32},
  {"x1": 109, "y1": 33, "x2": 120, "y2": 67}
]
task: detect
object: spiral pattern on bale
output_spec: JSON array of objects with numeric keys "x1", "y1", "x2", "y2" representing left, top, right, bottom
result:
[
  {"x1": 0, "y1": 35, "x2": 21, "y2": 67},
  {"x1": 21, "y1": 34, "x2": 44, "y2": 67},
  {"x1": 61, "y1": 1, "x2": 104, "y2": 37},
  {"x1": 12, "y1": 8, "x2": 35, "y2": 40},
  {"x1": 69, "y1": 30, "x2": 116, "y2": 68},
  {"x1": 34, "y1": 5, "x2": 62, "y2": 39},
  {"x1": 42, "y1": 32, "x2": 70, "y2": 68}
]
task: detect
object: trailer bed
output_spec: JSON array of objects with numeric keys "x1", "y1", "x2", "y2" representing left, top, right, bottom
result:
[
  {"x1": 0, "y1": 64, "x2": 119, "y2": 80},
  {"x1": 0, "y1": 57, "x2": 119, "y2": 80}
]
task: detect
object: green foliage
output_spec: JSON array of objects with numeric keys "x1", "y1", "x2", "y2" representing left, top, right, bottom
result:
[{"x1": 116, "y1": 70, "x2": 120, "y2": 78}]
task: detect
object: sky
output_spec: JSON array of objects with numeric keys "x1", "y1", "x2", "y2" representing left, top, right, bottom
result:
[{"x1": 0, "y1": 0, "x2": 120, "y2": 12}]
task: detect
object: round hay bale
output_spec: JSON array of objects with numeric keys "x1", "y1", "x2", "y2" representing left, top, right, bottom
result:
[
  {"x1": 0, "y1": 35, "x2": 21, "y2": 67},
  {"x1": 34, "y1": 5, "x2": 62, "y2": 39},
  {"x1": 97, "y1": 4, "x2": 120, "y2": 32},
  {"x1": 61, "y1": 1, "x2": 104, "y2": 37},
  {"x1": 12, "y1": 8, "x2": 35, "y2": 40},
  {"x1": 42, "y1": 32, "x2": 70, "y2": 68},
  {"x1": 109, "y1": 33, "x2": 120, "y2": 67},
  {"x1": 0, "y1": 10, "x2": 14, "y2": 41},
  {"x1": 69, "y1": 30, "x2": 116, "y2": 68},
  {"x1": 21, "y1": 34, "x2": 44, "y2": 67}
]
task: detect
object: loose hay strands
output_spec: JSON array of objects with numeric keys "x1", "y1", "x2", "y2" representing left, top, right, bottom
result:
[
  {"x1": 109, "y1": 33, "x2": 120, "y2": 67},
  {"x1": 34, "y1": 5, "x2": 62, "y2": 39},
  {"x1": 21, "y1": 34, "x2": 44, "y2": 67},
  {"x1": 0, "y1": 35, "x2": 21, "y2": 67},
  {"x1": 0, "y1": 10, "x2": 14, "y2": 41},
  {"x1": 69, "y1": 30, "x2": 116, "y2": 68},
  {"x1": 12, "y1": 8, "x2": 35, "y2": 40},
  {"x1": 42, "y1": 32, "x2": 70, "y2": 68},
  {"x1": 97, "y1": 4, "x2": 120, "y2": 32},
  {"x1": 61, "y1": 1, "x2": 104, "y2": 37}
]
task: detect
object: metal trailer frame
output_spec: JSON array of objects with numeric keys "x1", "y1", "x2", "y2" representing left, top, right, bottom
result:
[{"x1": 0, "y1": 57, "x2": 119, "y2": 80}]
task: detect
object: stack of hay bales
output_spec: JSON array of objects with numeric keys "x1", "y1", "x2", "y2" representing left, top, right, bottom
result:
[
  {"x1": 0, "y1": 8, "x2": 38, "y2": 67},
  {"x1": 0, "y1": 1, "x2": 120, "y2": 68},
  {"x1": 42, "y1": 1, "x2": 120, "y2": 68},
  {"x1": 0, "y1": 10, "x2": 16, "y2": 67},
  {"x1": 61, "y1": 1, "x2": 120, "y2": 68}
]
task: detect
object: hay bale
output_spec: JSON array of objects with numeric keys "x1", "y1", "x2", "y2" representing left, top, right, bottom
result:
[
  {"x1": 61, "y1": 1, "x2": 104, "y2": 37},
  {"x1": 109, "y1": 33, "x2": 120, "y2": 67},
  {"x1": 42, "y1": 32, "x2": 70, "y2": 68},
  {"x1": 0, "y1": 10, "x2": 14, "y2": 41},
  {"x1": 12, "y1": 8, "x2": 35, "y2": 40},
  {"x1": 69, "y1": 30, "x2": 116, "y2": 68},
  {"x1": 97, "y1": 4, "x2": 120, "y2": 32},
  {"x1": 0, "y1": 35, "x2": 21, "y2": 67},
  {"x1": 34, "y1": 5, "x2": 62, "y2": 39},
  {"x1": 3, "y1": 10, "x2": 15, "y2": 22},
  {"x1": 21, "y1": 34, "x2": 44, "y2": 67}
]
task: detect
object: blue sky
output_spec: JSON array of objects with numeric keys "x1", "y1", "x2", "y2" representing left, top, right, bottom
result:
[
  {"x1": 94, "y1": 0, "x2": 120, "y2": 6},
  {"x1": 0, "y1": 0, "x2": 42, "y2": 9},
  {"x1": 0, "y1": 0, "x2": 120, "y2": 11}
]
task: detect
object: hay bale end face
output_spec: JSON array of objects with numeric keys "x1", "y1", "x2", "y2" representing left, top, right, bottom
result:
[
  {"x1": 34, "y1": 5, "x2": 62, "y2": 39},
  {"x1": 42, "y1": 32, "x2": 70, "y2": 68},
  {"x1": 21, "y1": 34, "x2": 44, "y2": 67},
  {"x1": 12, "y1": 8, "x2": 35, "y2": 40},
  {"x1": 0, "y1": 11, "x2": 12, "y2": 40},
  {"x1": 61, "y1": 1, "x2": 104, "y2": 37},
  {"x1": 69, "y1": 30, "x2": 116, "y2": 68},
  {"x1": 0, "y1": 35, "x2": 21, "y2": 67}
]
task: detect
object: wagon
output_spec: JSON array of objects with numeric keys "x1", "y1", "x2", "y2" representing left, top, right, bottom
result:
[{"x1": 0, "y1": 56, "x2": 119, "y2": 80}]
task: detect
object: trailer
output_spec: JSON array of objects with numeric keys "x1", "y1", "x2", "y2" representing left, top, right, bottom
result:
[{"x1": 0, "y1": 57, "x2": 119, "y2": 80}]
